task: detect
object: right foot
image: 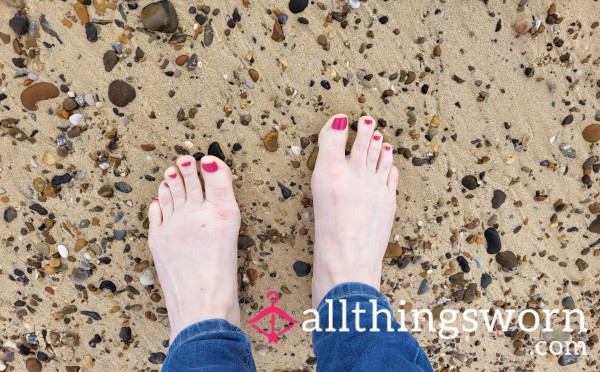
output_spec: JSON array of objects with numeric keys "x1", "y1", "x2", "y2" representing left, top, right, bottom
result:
[
  {"x1": 311, "y1": 114, "x2": 399, "y2": 308},
  {"x1": 147, "y1": 155, "x2": 241, "y2": 341}
]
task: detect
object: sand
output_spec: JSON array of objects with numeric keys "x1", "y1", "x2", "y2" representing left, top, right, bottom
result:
[{"x1": 0, "y1": 0, "x2": 598, "y2": 371}]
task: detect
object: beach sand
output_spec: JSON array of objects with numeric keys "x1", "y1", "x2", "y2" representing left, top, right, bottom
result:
[{"x1": 0, "y1": 0, "x2": 598, "y2": 370}]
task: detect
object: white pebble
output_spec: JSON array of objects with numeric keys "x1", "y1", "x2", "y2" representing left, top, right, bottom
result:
[
  {"x1": 57, "y1": 244, "x2": 68, "y2": 258},
  {"x1": 140, "y1": 267, "x2": 155, "y2": 286},
  {"x1": 84, "y1": 94, "x2": 96, "y2": 106},
  {"x1": 290, "y1": 146, "x2": 301, "y2": 156},
  {"x1": 348, "y1": 0, "x2": 361, "y2": 9},
  {"x1": 99, "y1": 163, "x2": 110, "y2": 170},
  {"x1": 27, "y1": 72, "x2": 38, "y2": 81},
  {"x1": 67, "y1": 91, "x2": 75, "y2": 98},
  {"x1": 69, "y1": 113, "x2": 84, "y2": 126},
  {"x1": 0, "y1": 360, "x2": 6, "y2": 371}
]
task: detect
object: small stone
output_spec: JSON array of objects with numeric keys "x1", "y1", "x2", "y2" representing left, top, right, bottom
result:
[
  {"x1": 103, "y1": 50, "x2": 119, "y2": 72},
  {"x1": 114, "y1": 181, "x2": 132, "y2": 193},
  {"x1": 57, "y1": 244, "x2": 68, "y2": 258},
  {"x1": 484, "y1": 228, "x2": 501, "y2": 254},
  {"x1": 25, "y1": 357, "x2": 41, "y2": 372},
  {"x1": 9, "y1": 11, "x2": 29, "y2": 35},
  {"x1": 85, "y1": 22, "x2": 98, "y2": 42},
  {"x1": 293, "y1": 261, "x2": 311, "y2": 277},
  {"x1": 21, "y1": 82, "x2": 60, "y2": 111},
  {"x1": 562, "y1": 114, "x2": 574, "y2": 126},
  {"x1": 582, "y1": 124, "x2": 600, "y2": 143},
  {"x1": 248, "y1": 68, "x2": 259, "y2": 82},
  {"x1": 108, "y1": 80, "x2": 136, "y2": 107},
  {"x1": 277, "y1": 182, "x2": 292, "y2": 199},
  {"x1": 141, "y1": 0, "x2": 179, "y2": 33},
  {"x1": 481, "y1": 273, "x2": 492, "y2": 289},
  {"x1": 558, "y1": 354, "x2": 578, "y2": 366},
  {"x1": 149, "y1": 352, "x2": 166, "y2": 364},
  {"x1": 457, "y1": 256, "x2": 470, "y2": 273},
  {"x1": 175, "y1": 55, "x2": 188, "y2": 66},
  {"x1": 562, "y1": 296, "x2": 575, "y2": 309},
  {"x1": 33, "y1": 178, "x2": 46, "y2": 192},
  {"x1": 417, "y1": 279, "x2": 431, "y2": 295},
  {"x1": 263, "y1": 130, "x2": 278, "y2": 152},
  {"x1": 317, "y1": 34, "x2": 327, "y2": 46},
  {"x1": 461, "y1": 175, "x2": 478, "y2": 190},
  {"x1": 71, "y1": 268, "x2": 89, "y2": 283},
  {"x1": 140, "y1": 268, "x2": 155, "y2": 286},
  {"x1": 384, "y1": 242, "x2": 402, "y2": 258},
  {"x1": 73, "y1": 2, "x2": 90, "y2": 24},
  {"x1": 307, "y1": 147, "x2": 318, "y2": 171},
  {"x1": 4, "y1": 207, "x2": 17, "y2": 223},
  {"x1": 69, "y1": 113, "x2": 84, "y2": 126},
  {"x1": 495, "y1": 251, "x2": 518, "y2": 269},
  {"x1": 492, "y1": 190, "x2": 506, "y2": 209},
  {"x1": 119, "y1": 326, "x2": 132, "y2": 343},
  {"x1": 51, "y1": 173, "x2": 72, "y2": 185},
  {"x1": 514, "y1": 18, "x2": 532, "y2": 34},
  {"x1": 99, "y1": 280, "x2": 116, "y2": 292},
  {"x1": 98, "y1": 185, "x2": 114, "y2": 198},
  {"x1": 63, "y1": 97, "x2": 79, "y2": 111},
  {"x1": 348, "y1": 0, "x2": 361, "y2": 9},
  {"x1": 589, "y1": 216, "x2": 600, "y2": 234},
  {"x1": 113, "y1": 229, "x2": 126, "y2": 241},
  {"x1": 208, "y1": 142, "x2": 225, "y2": 161},
  {"x1": 271, "y1": 20, "x2": 285, "y2": 42},
  {"x1": 575, "y1": 259, "x2": 588, "y2": 271},
  {"x1": 42, "y1": 152, "x2": 57, "y2": 165},
  {"x1": 289, "y1": 0, "x2": 308, "y2": 13},
  {"x1": 81, "y1": 310, "x2": 102, "y2": 320}
]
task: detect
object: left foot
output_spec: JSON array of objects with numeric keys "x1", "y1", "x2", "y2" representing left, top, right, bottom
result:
[{"x1": 147, "y1": 155, "x2": 241, "y2": 341}]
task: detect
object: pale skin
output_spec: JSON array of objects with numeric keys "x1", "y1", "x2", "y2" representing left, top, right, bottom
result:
[{"x1": 148, "y1": 114, "x2": 399, "y2": 341}]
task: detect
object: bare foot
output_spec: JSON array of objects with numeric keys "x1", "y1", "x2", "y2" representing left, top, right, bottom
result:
[
  {"x1": 147, "y1": 155, "x2": 241, "y2": 341},
  {"x1": 311, "y1": 114, "x2": 399, "y2": 308}
]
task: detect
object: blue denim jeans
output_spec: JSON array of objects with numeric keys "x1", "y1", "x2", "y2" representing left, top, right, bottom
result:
[{"x1": 163, "y1": 283, "x2": 433, "y2": 371}]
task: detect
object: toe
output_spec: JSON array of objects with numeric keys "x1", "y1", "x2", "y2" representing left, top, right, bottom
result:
[
  {"x1": 176, "y1": 155, "x2": 204, "y2": 205},
  {"x1": 164, "y1": 166, "x2": 186, "y2": 207},
  {"x1": 148, "y1": 198, "x2": 163, "y2": 229},
  {"x1": 158, "y1": 181, "x2": 174, "y2": 219},
  {"x1": 387, "y1": 163, "x2": 399, "y2": 192},
  {"x1": 315, "y1": 114, "x2": 349, "y2": 168},
  {"x1": 366, "y1": 131, "x2": 383, "y2": 171},
  {"x1": 349, "y1": 116, "x2": 376, "y2": 169},
  {"x1": 200, "y1": 156, "x2": 237, "y2": 207},
  {"x1": 377, "y1": 142, "x2": 394, "y2": 176}
]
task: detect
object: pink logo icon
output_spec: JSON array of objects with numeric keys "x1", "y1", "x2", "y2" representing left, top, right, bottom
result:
[{"x1": 248, "y1": 291, "x2": 298, "y2": 344}]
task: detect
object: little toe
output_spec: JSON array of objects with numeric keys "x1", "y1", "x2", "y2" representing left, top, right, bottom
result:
[
  {"x1": 377, "y1": 142, "x2": 394, "y2": 176},
  {"x1": 387, "y1": 163, "x2": 399, "y2": 192},
  {"x1": 148, "y1": 198, "x2": 163, "y2": 230},
  {"x1": 315, "y1": 114, "x2": 349, "y2": 168},
  {"x1": 158, "y1": 181, "x2": 174, "y2": 220},
  {"x1": 176, "y1": 155, "x2": 204, "y2": 205},
  {"x1": 349, "y1": 116, "x2": 376, "y2": 169},
  {"x1": 164, "y1": 166, "x2": 186, "y2": 207},
  {"x1": 366, "y1": 131, "x2": 383, "y2": 171},
  {"x1": 200, "y1": 156, "x2": 237, "y2": 208}
]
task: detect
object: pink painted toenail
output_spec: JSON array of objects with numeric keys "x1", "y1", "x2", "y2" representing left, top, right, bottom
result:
[
  {"x1": 181, "y1": 161, "x2": 192, "y2": 167},
  {"x1": 364, "y1": 119, "x2": 373, "y2": 124},
  {"x1": 153, "y1": 197, "x2": 158, "y2": 202},
  {"x1": 373, "y1": 135, "x2": 381, "y2": 140},
  {"x1": 392, "y1": 163, "x2": 397, "y2": 167},
  {"x1": 164, "y1": 182, "x2": 169, "y2": 187},
  {"x1": 202, "y1": 161, "x2": 218, "y2": 172},
  {"x1": 168, "y1": 173, "x2": 177, "y2": 179},
  {"x1": 385, "y1": 145, "x2": 391, "y2": 151},
  {"x1": 331, "y1": 117, "x2": 347, "y2": 130}
]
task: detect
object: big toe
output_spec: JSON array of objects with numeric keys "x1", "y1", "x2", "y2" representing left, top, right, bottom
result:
[
  {"x1": 200, "y1": 156, "x2": 237, "y2": 208},
  {"x1": 315, "y1": 114, "x2": 349, "y2": 168}
]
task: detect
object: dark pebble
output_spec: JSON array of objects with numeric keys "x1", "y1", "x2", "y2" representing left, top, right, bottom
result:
[
  {"x1": 320, "y1": 80, "x2": 331, "y2": 90},
  {"x1": 298, "y1": 17, "x2": 309, "y2": 24},
  {"x1": 51, "y1": 173, "x2": 72, "y2": 185},
  {"x1": 481, "y1": 273, "x2": 492, "y2": 289},
  {"x1": 558, "y1": 354, "x2": 578, "y2": 366},
  {"x1": 456, "y1": 256, "x2": 470, "y2": 272},
  {"x1": 495, "y1": 251, "x2": 517, "y2": 269},
  {"x1": 9, "y1": 11, "x2": 29, "y2": 35},
  {"x1": 484, "y1": 227, "x2": 501, "y2": 254},
  {"x1": 495, "y1": 18, "x2": 502, "y2": 32},
  {"x1": 99, "y1": 280, "x2": 117, "y2": 292},
  {"x1": 379, "y1": 16, "x2": 389, "y2": 24},
  {"x1": 103, "y1": 50, "x2": 119, "y2": 72},
  {"x1": 81, "y1": 310, "x2": 102, "y2": 320},
  {"x1": 277, "y1": 182, "x2": 292, "y2": 199},
  {"x1": 306, "y1": 356, "x2": 317, "y2": 366},
  {"x1": 149, "y1": 352, "x2": 167, "y2": 364},
  {"x1": 491, "y1": 190, "x2": 506, "y2": 209},
  {"x1": 36, "y1": 351, "x2": 48, "y2": 362},
  {"x1": 113, "y1": 229, "x2": 127, "y2": 241},
  {"x1": 208, "y1": 142, "x2": 225, "y2": 161},
  {"x1": 293, "y1": 261, "x2": 311, "y2": 277},
  {"x1": 421, "y1": 84, "x2": 429, "y2": 94},
  {"x1": 289, "y1": 0, "x2": 309, "y2": 14},
  {"x1": 278, "y1": 14, "x2": 288, "y2": 24},
  {"x1": 89, "y1": 334, "x2": 102, "y2": 348},
  {"x1": 417, "y1": 279, "x2": 432, "y2": 295},
  {"x1": 524, "y1": 66, "x2": 534, "y2": 77},
  {"x1": 85, "y1": 23, "x2": 98, "y2": 42},
  {"x1": 192, "y1": 152, "x2": 205, "y2": 161},
  {"x1": 29, "y1": 203, "x2": 48, "y2": 216},
  {"x1": 119, "y1": 326, "x2": 132, "y2": 343},
  {"x1": 562, "y1": 296, "x2": 575, "y2": 309},
  {"x1": 562, "y1": 114, "x2": 574, "y2": 126},
  {"x1": 4, "y1": 207, "x2": 17, "y2": 223},
  {"x1": 114, "y1": 181, "x2": 132, "y2": 193},
  {"x1": 461, "y1": 175, "x2": 478, "y2": 190},
  {"x1": 108, "y1": 80, "x2": 136, "y2": 107}
]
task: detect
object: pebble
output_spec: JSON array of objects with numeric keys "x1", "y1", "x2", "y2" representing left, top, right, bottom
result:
[
  {"x1": 293, "y1": 261, "x2": 311, "y2": 277},
  {"x1": 81, "y1": 310, "x2": 102, "y2": 320},
  {"x1": 514, "y1": 19, "x2": 532, "y2": 34},
  {"x1": 85, "y1": 22, "x2": 98, "y2": 42},
  {"x1": 208, "y1": 142, "x2": 225, "y2": 161},
  {"x1": 559, "y1": 143, "x2": 576, "y2": 158},
  {"x1": 149, "y1": 352, "x2": 166, "y2": 364},
  {"x1": 113, "y1": 229, "x2": 126, "y2": 241},
  {"x1": 271, "y1": 20, "x2": 285, "y2": 42},
  {"x1": 25, "y1": 357, "x2": 41, "y2": 372},
  {"x1": 33, "y1": 178, "x2": 45, "y2": 192},
  {"x1": 289, "y1": 0, "x2": 308, "y2": 14},
  {"x1": 348, "y1": 0, "x2": 361, "y2": 9},
  {"x1": 248, "y1": 68, "x2": 259, "y2": 82},
  {"x1": 461, "y1": 175, "x2": 478, "y2": 190},
  {"x1": 278, "y1": 182, "x2": 292, "y2": 199},
  {"x1": 141, "y1": 0, "x2": 179, "y2": 33},
  {"x1": 589, "y1": 216, "x2": 600, "y2": 234},
  {"x1": 491, "y1": 190, "x2": 506, "y2": 209},
  {"x1": 9, "y1": 11, "x2": 29, "y2": 35},
  {"x1": 558, "y1": 354, "x2": 578, "y2": 366},
  {"x1": 481, "y1": 273, "x2": 492, "y2": 289},
  {"x1": 69, "y1": 113, "x2": 84, "y2": 126},
  {"x1": 263, "y1": 130, "x2": 278, "y2": 152},
  {"x1": 103, "y1": 50, "x2": 119, "y2": 72},
  {"x1": 57, "y1": 245, "x2": 68, "y2": 258},
  {"x1": 495, "y1": 251, "x2": 517, "y2": 269},
  {"x1": 417, "y1": 279, "x2": 431, "y2": 295},
  {"x1": 307, "y1": 147, "x2": 318, "y2": 171},
  {"x1": 456, "y1": 256, "x2": 470, "y2": 272},
  {"x1": 484, "y1": 227, "x2": 501, "y2": 254},
  {"x1": 582, "y1": 124, "x2": 600, "y2": 143},
  {"x1": 21, "y1": 82, "x2": 59, "y2": 111},
  {"x1": 71, "y1": 268, "x2": 89, "y2": 283},
  {"x1": 140, "y1": 267, "x2": 155, "y2": 286},
  {"x1": 73, "y1": 2, "x2": 90, "y2": 24},
  {"x1": 108, "y1": 80, "x2": 136, "y2": 107},
  {"x1": 114, "y1": 181, "x2": 132, "y2": 193},
  {"x1": 562, "y1": 114, "x2": 574, "y2": 126},
  {"x1": 119, "y1": 326, "x2": 132, "y2": 343},
  {"x1": 42, "y1": 152, "x2": 57, "y2": 166},
  {"x1": 98, "y1": 185, "x2": 114, "y2": 198}
]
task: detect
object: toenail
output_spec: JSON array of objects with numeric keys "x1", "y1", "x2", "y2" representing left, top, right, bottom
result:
[
  {"x1": 202, "y1": 161, "x2": 219, "y2": 172},
  {"x1": 164, "y1": 182, "x2": 169, "y2": 187},
  {"x1": 373, "y1": 135, "x2": 381, "y2": 140},
  {"x1": 168, "y1": 173, "x2": 177, "y2": 178},
  {"x1": 153, "y1": 197, "x2": 158, "y2": 202},
  {"x1": 364, "y1": 119, "x2": 373, "y2": 124},
  {"x1": 181, "y1": 161, "x2": 192, "y2": 167},
  {"x1": 385, "y1": 145, "x2": 391, "y2": 151},
  {"x1": 392, "y1": 163, "x2": 397, "y2": 167},
  {"x1": 331, "y1": 117, "x2": 347, "y2": 130}
]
